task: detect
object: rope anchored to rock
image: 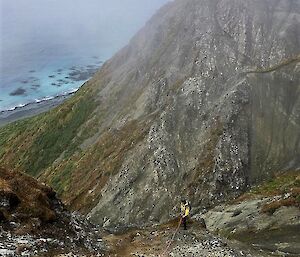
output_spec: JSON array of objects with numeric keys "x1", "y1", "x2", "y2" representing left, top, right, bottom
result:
[{"x1": 159, "y1": 216, "x2": 182, "y2": 257}]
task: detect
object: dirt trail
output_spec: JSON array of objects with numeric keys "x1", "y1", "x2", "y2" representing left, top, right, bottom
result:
[
  {"x1": 245, "y1": 55, "x2": 300, "y2": 74},
  {"x1": 102, "y1": 219, "x2": 266, "y2": 257}
]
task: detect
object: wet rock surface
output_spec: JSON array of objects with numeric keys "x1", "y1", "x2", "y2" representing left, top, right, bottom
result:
[{"x1": 9, "y1": 87, "x2": 26, "y2": 96}]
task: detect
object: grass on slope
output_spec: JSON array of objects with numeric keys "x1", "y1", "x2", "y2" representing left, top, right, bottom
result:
[
  {"x1": 250, "y1": 171, "x2": 300, "y2": 196},
  {"x1": 0, "y1": 85, "x2": 97, "y2": 177},
  {"x1": 40, "y1": 118, "x2": 153, "y2": 213},
  {"x1": 235, "y1": 171, "x2": 300, "y2": 214}
]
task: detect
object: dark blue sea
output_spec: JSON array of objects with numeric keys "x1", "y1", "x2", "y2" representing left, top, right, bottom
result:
[{"x1": 0, "y1": 0, "x2": 169, "y2": 111}]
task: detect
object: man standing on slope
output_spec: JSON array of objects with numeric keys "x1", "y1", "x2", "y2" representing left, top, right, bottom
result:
[{"x1": 180, "y1": 199, "x2": 191, "y2": 230}]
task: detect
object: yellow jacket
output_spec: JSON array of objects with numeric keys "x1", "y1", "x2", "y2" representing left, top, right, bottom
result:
[{"x1": 181, "y1": 202, "x2": 190, "y2": 217}]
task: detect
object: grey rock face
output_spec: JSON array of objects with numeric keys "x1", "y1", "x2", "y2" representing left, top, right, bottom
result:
[
  {"x1": 50, "y1": 0, "x2": 299, "y2": 227},
  {"x1": 249, "y1": 61, "x2": 300, "y2": 182},
  {"x1": 201, "y1": 197, "x2": 300, "y2": 255}
]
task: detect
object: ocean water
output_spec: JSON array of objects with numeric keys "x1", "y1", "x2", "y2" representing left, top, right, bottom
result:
[{"x1": 0, "y1": 0, "x2": 169, "y2": 111}]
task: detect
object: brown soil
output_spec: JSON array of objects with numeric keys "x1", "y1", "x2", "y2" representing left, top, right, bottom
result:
[
  {"x1": 103, "y1": 218, "x2": 204, "y2": 257},
  {"x1": 0, "y1": 167, "x2": 57, "y2": 225}
]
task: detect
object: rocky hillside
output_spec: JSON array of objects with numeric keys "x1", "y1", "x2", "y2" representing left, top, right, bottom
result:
[
  {"x1": 0, "y1": 167, "x2": 104, "y2": 256},
  {"x1": 201, "y1": 171, "x2": 300, "y2": 255},
  {"x1": 0, "y1": 0, "x2": 299, "y2": 230},
  {"x1": 0, "y1": 167, "x2": 272, "y2": 257}
]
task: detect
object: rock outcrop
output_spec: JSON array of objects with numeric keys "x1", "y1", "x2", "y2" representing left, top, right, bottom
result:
[
  {"x1": 0, "y1": 0, "x2": 299, "y2": 229},
  {"x1": 0, "y1": 167, "x2": 57, "y2": 224},
  {"x1": 200, "y1": 171, "x2": 300, "y2": 256},
  {"x1": 0, "y1": 168, "x2": 105, "y2": 256},
  {"x1": 202, "y1": 198, "x2": 300, "y2": 255}
]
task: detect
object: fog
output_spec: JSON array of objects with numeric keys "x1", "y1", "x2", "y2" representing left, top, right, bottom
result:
[{"x1": 0, "y1": 0, "x2": 169, "y2": 74}]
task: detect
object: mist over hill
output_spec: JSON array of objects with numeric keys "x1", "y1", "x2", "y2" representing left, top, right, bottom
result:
[{"x1": 0, "y1": 0, "x2": 169, "y2": 111}]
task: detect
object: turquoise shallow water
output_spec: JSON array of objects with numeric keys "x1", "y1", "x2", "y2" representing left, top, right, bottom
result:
[
  {"x1": 0, "y1": 55, "x2": 101, "y2": 111},
  {"x1": 0, "y1": 0, "x2": 169, "y2": 111}
]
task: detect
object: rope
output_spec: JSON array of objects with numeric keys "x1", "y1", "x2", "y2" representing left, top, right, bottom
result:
[{"x1": 159, "y1": 216, "x2": 183, "y2": 257}]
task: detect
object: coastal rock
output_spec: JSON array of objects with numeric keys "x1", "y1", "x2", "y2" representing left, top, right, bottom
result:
[{"x1": 9, "y1": 88, "x2": 26, "y2": 96}]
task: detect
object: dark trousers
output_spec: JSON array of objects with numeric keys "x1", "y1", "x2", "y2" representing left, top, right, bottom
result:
[{"x1": 182, "y1": 216, "x2": 187, "y2": 230}]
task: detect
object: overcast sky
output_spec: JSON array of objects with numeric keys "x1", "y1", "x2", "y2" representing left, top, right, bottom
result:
[{"x1": 0, "y1": 0, "x2": 169, "y2": 72}]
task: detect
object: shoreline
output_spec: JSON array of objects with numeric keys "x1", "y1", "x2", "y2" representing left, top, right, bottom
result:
[
  {"x1": 0, "y1": 93, "x2": 74, "y2": 127},
  {"x1": 0, "y1": 62, "x2": 102, "y2": 125},
  {"x1": 0, "y1": 58, "x2": 103, "y2": 128}
]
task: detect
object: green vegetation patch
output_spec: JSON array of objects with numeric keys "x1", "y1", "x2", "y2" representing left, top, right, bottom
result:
[
  {"x1": 40, "y1": 118, "x2": 153, "y2": 213},
  {"x1": 234, "y1": 171, "x2": 300, "y2": 213},
  {"x1": 50, "y1": 162, "x2": 74, "y2": 195},
  {"x1": 250, "y1": 171, "x2": 300, "y2": 196},
  {"x1": 24, "y1": 90, "x2": 97, "y2": 176},
  {"x1": 0, "y1": 86, "x2": 98, "y2": 177}
]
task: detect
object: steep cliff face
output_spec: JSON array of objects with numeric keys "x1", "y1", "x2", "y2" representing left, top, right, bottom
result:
[
  {"x1": 0, "y1": 0, "x2": 299, "y2": 228},
  {"x1": 249, "y1": 58, "x2": 300, "y2": 182}
]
